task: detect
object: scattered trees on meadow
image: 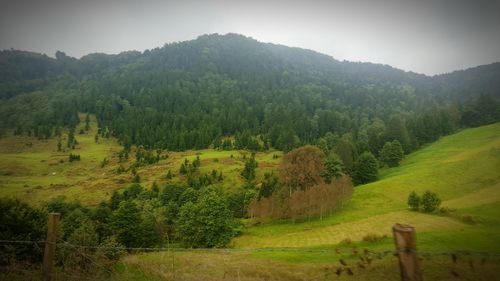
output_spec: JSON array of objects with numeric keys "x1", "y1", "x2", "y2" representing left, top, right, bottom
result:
[{"x1": 407, "y1": 190, "x2": 441, "y2": 213}]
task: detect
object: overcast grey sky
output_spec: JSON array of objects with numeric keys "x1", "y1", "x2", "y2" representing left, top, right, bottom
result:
[{"x1": 1, "y1": 0, "x2": 499, "y2": 75}]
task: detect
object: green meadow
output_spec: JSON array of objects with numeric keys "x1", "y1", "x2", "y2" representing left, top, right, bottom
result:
[
  {"x1": 233, "y1": 123, "x2": 500, "y2": 251},
  {"x1": 114, "y1": 123, "x2": 500, "y2": 280},
  {"x1": 0, "y1": 114, "x2": 282, "y2": 205},
  {"x1": 1, "y1": 120, "x2": 499, "y2": 280}
]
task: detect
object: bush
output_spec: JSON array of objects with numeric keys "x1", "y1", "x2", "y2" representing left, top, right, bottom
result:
[
  {"x1": 339, "y1": 238, "x2": 352, "y2": 245},
  {"x1": 69, "y1": 153, "x2": 80, "y2": 162},
  {"x1": 407, "y1": 191, "x2": 420, "y2": 211},
  {"x1": 461, "y1": 215, "x2": 476, "y2": 224},
  {"x1": 420, "y1": 191, "x2": 441, "y2": 212},
  {"x1": 362, "y1": 233, "x2": 387, "y2": 243},
  {"x1": 0, "y1": 198, "x2": 46, "y2": 264}
]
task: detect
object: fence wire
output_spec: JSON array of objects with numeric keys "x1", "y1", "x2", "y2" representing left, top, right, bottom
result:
[{"x1": 2, "y1": 239, "x2": 500, "y2": 281}]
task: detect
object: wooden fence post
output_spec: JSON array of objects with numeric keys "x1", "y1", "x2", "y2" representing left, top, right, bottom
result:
[
  {"x1": 392, "y1": 223, "x2": 422, "y2": 281},
  {"x1": 43, "y1": 213, "x2": 60, "y2": 281}
]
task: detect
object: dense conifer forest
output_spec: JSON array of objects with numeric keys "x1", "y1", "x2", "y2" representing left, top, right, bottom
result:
[{"x1": 1, "y1": 34, "x2": 499, "y2": 155}]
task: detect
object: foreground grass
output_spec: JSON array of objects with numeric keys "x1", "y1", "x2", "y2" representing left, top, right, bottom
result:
[{"x1": 108, "y1": 249, "x2": 500, "y2": 281}]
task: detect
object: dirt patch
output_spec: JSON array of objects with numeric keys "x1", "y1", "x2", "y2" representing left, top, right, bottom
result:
[
  {"x1": 257, "y1": 161, "x2": 279, "y2": 168},
  {"x1": 218, "y1": 158, "x2": 240, "y2": 165}
]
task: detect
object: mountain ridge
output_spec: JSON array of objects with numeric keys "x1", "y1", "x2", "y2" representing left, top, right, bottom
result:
[
  {"x1": 1, "y1": 33, "x2": 498, "y2": 84},
  {"x1": 0, "y1": 33, "x2": 499, "y2": 152}
]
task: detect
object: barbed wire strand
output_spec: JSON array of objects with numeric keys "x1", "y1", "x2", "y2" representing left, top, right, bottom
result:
[
  {"x1": 3, "y1": 239, "x2": 500, "y2": 280},
  {"x1": 3, "y1": 239, "x2": 500, "y2": 257}
]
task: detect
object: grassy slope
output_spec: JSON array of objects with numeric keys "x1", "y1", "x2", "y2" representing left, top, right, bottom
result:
[
  {"x1": 2, "y1": 122, "x2": 499, "y2": 280},
  {"x1": 232, "y1": 123, "x2": 500, "y2": 252},
  {"x1": 0, "y1": 114, "x2": 282, "y2": 206},
  {"x1": 114, "y1": 124, "x2": 500, "y2": 281}
]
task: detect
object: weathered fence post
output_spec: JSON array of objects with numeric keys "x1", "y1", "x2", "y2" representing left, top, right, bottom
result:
[
  {"x1": 393, "y1": 223, "x2": 422, "y2": 281},
  {"x1": 43, "y1": 213, "x2": 60, "y2": 281}
]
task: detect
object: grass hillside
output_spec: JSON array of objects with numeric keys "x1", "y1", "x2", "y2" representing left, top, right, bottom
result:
[
  {"x1": 0, "y1": 114, "x2": 282, "y2": 206},
  {"x1": 1, "y1": 120, "x2": 499, "y2": 280},
  {"x1": 111, "y1": 123, "x2": 500, "y2": 280},
  {"x1": 234, "y1": 123, "x2": 500, "y2": 250},
  {"x1": 232, "y1": 123, "x2": 500, "y2": 252}
]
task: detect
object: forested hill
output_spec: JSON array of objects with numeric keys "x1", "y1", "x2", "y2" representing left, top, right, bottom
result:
[{"x1": 0, "y1": 33, "x2": 499, "y2": 155}]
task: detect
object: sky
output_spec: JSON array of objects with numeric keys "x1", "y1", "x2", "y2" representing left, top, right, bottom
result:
[{"x1": 0, "y1": 0, "x2": 499, "y2": 75}]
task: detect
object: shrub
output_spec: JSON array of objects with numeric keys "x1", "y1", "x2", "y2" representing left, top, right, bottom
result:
[
  {"x1": 461, "y1": 215, "x2": 476, "y2": 224},
  {"x1": 407, "y1": 191, "x2": 420, "y2": 211},
  {"x1": 0, "y1": 198, "x2": 46, "y2": 264},
  {"x1": 339, "y1": 238, "x2": 352, "y2": 245},
  {"x1": 69, "y1": 153, "x2": 80, "y2": 162},
  {"x1": 100, "y1": 158, "x2": 109, "y2": 168},
  {"x1": 420, "y1": 191, "x2": 441, "y2": 212},
  {"x1": 438, "y1": 207, "x2": 453, "y2": 215},
  {"x1": 362, "y1": 233, "x2": 387, "y2": 243}
]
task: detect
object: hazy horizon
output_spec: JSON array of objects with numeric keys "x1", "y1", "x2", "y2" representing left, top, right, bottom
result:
[{"x1": 1, "y1": 0, "x2": 500, "y2": 75}]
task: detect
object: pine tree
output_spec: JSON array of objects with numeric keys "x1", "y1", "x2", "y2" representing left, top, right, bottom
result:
[
  {"x1": 85, "y1": 113, "x2": 90, "y2": 131},
  {"x1": 241, "y1": 153, "x2": 258, "y2": 181}
]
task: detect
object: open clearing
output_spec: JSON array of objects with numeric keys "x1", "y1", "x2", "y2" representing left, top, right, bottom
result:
[{"x1": 0, "y1": 114, "x2": 282, "y2": 205}]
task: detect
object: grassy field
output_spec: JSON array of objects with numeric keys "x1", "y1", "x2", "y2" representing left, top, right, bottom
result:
[
  {"x1": 1, "y1": 121, "x2": 499, "y2": 280},
  {"x1": 105, "y1": 249, "x2": 500, "y2": 281},
  {"x1": 232, "y1": 123, "x2": 500, "y2": 251},
  {"x1": 0, "y1": 114, "x2": 282, "y2": 206},
  {"x1": 113, "y1": 123, "x2": 500, "y2": 280}
]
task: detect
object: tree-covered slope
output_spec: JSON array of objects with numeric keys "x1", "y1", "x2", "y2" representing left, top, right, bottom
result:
[{"x1": 1, "y1": 33, "x2": 499, "y2": 153}]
